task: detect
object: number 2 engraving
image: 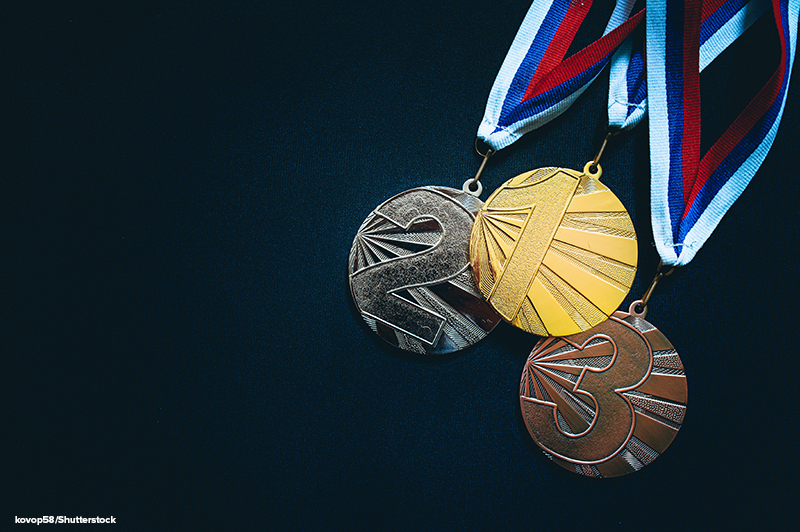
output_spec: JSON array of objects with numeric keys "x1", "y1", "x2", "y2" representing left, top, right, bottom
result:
[{"x1": 350, "y1": 188, "x2": 476, "y2": 346}]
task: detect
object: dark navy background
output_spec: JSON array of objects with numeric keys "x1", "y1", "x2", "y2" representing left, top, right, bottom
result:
[{"x1": 5, "y1": 1, "x2": 798, "y2": 530}]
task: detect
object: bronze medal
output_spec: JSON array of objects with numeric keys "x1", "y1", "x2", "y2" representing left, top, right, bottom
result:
[
  {"x1": 470, "y1": 163, "x2": 637, "y2": 337},
  {"x1": 519, "y1": 301, "x2": 687, "y2": 477},
  {"x1": 349, "y1": 186, "x2": 501, "y2": 355}
]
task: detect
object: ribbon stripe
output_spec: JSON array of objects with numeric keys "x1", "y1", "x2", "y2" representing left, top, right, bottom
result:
[
  {"x1": 500, "y1": 12, "x2": 647, "y2": 130},
  {"x1": 521, "y1": 0, "x2": 590, "y2": 97},
  {"x1": 677, "y1": 1, "x2": 702, "y2": 224},
  {"x1": 479, "y1": 0, "x2": 642, "y2": 151},
  {"x1": 701, "y1": 0, "x2": 748, "y2": 44},
  {"x1": 648, "y1": 0, "x2": 799, "y2": 266}
]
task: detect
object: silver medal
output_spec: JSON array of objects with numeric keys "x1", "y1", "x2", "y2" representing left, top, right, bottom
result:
[{"x1": 349, "y1": 186, "x2": 501, "y2": 354}]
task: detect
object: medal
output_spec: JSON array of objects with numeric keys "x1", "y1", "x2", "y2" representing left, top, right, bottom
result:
[
  {"x1": 470, "y1": 1, "x2": 646, "y2": 337},
  {"x1": 520, "y1": 299, "x2": 686, "y2": 478},
  {"x1": 470, "y1": 162, "x2": 637, "y2": 338},
  {"x1": 348, "y1": 186, "x2": 500, "y2": 354},
  {"x1": 518, "y1": 0, "x2": 799, "y2": 476}
]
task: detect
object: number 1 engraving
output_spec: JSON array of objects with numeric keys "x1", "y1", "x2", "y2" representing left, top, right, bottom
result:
[
  {"x1": 471, "y1": 167, "x2": 637, "y2": 337},
  {"x1": 485, "y1": 169, "x2": 579, "y2": 321}
]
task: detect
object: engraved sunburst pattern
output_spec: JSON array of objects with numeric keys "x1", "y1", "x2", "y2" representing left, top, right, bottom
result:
[
  {"x1": 349, "y1": 187, "x2": 501, "y2": 355},
  {"x1": 470, "y1": 167, "x2": 638, "y2": 337},
  {"x1": 520, "y1": 310, "x2": 687, "y2": 478}
]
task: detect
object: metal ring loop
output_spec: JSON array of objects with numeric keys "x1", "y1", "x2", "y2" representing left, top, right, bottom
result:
[
  {"x1": 462, "y1": 178, "x2": 483, "y2": 197},
  {"x1": 583, "y1": 161, "x2": 602, "y2": 179},
  {"x1": 629, "y1": 300, "x2": 647, "y2": 318},
  {"x1": 474, "y1": 138, "x2": 495, "y2": 159}
]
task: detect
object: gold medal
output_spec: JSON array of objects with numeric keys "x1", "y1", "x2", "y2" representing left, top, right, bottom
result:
[{"x1": 469, "y1": 162, "x2": 637, "y2": 337}]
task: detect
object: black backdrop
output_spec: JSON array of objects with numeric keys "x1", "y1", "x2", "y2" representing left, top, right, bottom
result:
[{"x1": 5, "y1": 1, "x2": 799, "y2": 530}]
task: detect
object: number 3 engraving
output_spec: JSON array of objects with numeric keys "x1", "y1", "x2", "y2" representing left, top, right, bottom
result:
[
  {"x1": 521, "y1": 317, "x2": 652, "y2": 463},
  {"x1": 350, "y1": 188, "x2": 478, "y2": 348}
]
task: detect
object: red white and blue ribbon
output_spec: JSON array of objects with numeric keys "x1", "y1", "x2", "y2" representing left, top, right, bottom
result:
[
  {"x1": 478, "y1": 0, "x2": 645, "y2": 151},
  {"x1": 647, "y1": 0, "x2": 799, "y2": 266},
  {"x1": 608, "y1": 0, "x2": 771, "y2": 131}
]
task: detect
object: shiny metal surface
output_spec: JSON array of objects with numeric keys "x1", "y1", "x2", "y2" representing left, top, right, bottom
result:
[
  {"x1": 519, "y1": 302, "x2": 687, "y2": 477},
  {"x1": 470, "y1": 166, "x2": 637, "y2": 337},
  {"x1": 349, "y1": 186, "x2": 501, "y2": 354}
]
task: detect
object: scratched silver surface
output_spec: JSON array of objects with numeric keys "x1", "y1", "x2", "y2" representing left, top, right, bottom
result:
[{"x1": 349, "y1": 186, "x2": 501, "y2": 354}]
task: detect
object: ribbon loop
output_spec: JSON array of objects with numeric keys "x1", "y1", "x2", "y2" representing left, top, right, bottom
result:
[{"x1": 478, "y1": 0, "x2": 644, "y2": 151}]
